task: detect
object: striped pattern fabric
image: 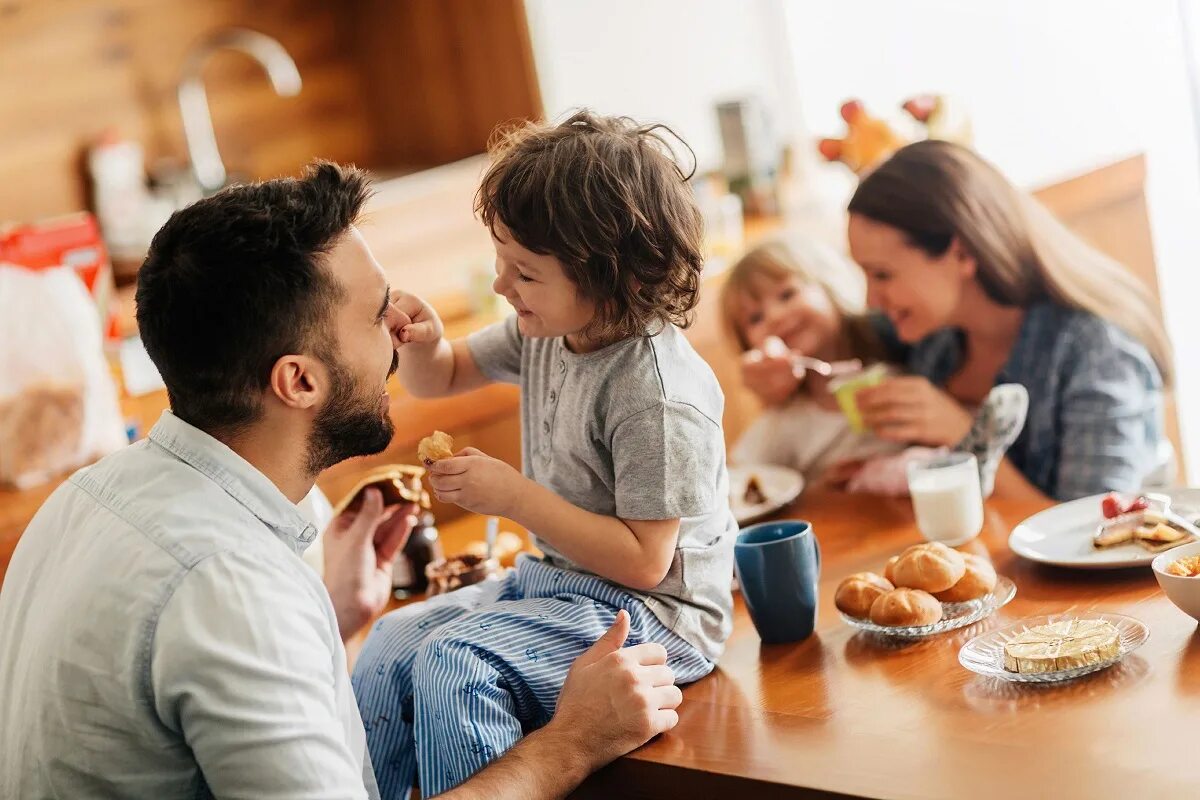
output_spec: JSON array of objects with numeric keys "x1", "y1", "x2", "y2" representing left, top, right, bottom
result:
[{"x1": 352, "y1": 555, "x2": 714, "y2": 799}]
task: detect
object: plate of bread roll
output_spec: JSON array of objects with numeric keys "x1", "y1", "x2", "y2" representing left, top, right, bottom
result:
[{"x1": 835, "y1": 542, "x2": 1016, "y2": 638}]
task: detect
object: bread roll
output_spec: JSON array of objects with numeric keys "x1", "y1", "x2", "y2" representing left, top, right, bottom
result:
[
  {"x1": 891, "y1": 542, "x2": 966, "y2": 593},
  {"x1": 869, "y1": 588, "x2": 943, "y2": 627},
  {"x1": 835, "y1": 572, "x2": 894, "y2": 618},
  {"x1": 883, "y1": 555, "x2": 900, "y2": 584},
  {"x1": 933, "y1": 553, "x2": 997, "y2": 602}
]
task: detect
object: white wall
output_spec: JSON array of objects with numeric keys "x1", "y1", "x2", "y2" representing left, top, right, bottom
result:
[
  {"x1": 783, "y1": 0, "x2": 1200, "y2": 479},
  {"x1": 523, "y1": 0, "x2": 1200, "y2": 478},
  {"x1": 523, "y1": 0, "x2": 786, "y2": 173}
]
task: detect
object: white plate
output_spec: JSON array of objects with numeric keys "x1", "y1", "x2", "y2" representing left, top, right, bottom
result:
[
  {"x1": 1008, "y1": 488, "x2": 1200, "y2": 569},
  {"x1": 728, "y1": 464, "x2": 805, "y2": 526}
]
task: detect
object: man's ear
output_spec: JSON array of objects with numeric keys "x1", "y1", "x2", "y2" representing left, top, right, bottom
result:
[{"x1": 268, "y1": 354, "x2": 324, "y2": 410}]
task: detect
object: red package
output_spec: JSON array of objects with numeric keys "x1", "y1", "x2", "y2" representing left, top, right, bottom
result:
[{"x1": 0, "y1": 213, "x2": 117, "y2": 338}]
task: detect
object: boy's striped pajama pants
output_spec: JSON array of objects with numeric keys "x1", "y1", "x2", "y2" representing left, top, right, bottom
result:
[{"x1": 351, "y1": 555, "x2": 714, "y2": 799}]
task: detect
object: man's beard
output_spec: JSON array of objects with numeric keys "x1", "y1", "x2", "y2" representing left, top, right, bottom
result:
[{"x1": 305, "y1": 349, "x2": 397, "y2": 474}]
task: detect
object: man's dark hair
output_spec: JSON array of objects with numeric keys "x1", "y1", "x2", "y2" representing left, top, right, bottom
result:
[
  {"x1": 135, "y1": 160, "x2": 374, "y2": 437},
  {"x1": 475, "y1": 110, "x2": 705, "y2": 341}
]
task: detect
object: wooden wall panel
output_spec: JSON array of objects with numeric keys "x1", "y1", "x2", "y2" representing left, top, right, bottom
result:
[
  {"x1": 349, "y1": 0, "x2": 542, "y2": 168},
  {"x1": 0, "y1": 0, "x2": 376, "y2": 221}
]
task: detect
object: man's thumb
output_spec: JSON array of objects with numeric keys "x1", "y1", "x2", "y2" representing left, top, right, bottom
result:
[
  {"x1": 350, "y1": 488, "x2": 384, "y2": 542},
  {"x1": 578, "y1": 609, "x2": 630, "y2": 667}
]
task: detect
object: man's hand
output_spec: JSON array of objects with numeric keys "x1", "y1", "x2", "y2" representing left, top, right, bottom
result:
[
  {"x1": 321, "y1": 488, "x2": 417, "y2": 641},
  {"x1": 545, "y1": 610, "x2": 682, "y2": 771},
  {"x1": 427, "y1": 447, "x2": 527, "y2": 517},
  {"x1": 432, "y1": 610, "x2": 683, "y2": 800},
  {"x1": 389, "y1": 289, "x2": 444, "y2": 346},
  {"x1": 857, "y1": 376, "x2": 974, "y2": 447}
]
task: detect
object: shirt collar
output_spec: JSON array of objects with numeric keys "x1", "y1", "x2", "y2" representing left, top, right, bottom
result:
[{"x1": 148, "y1": 411, "x2": 319, "y2": 553}]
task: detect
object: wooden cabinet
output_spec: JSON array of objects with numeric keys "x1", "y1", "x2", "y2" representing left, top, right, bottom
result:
[
  {"x1": 350, "y1": 0, "x2": 542, "y2": 169},
  {"x1": 0, "y1": 0, "x2": 542, "y2": 222}
]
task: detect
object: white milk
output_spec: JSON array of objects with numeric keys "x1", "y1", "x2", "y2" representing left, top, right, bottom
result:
[{"x1": 908, "y1": 460, "x2": 984, "y2": 546}]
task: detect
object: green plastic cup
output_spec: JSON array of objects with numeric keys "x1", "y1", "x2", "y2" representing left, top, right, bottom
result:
[{"x1": 829, "y1": 364, "x2": 890, "y2": 433}]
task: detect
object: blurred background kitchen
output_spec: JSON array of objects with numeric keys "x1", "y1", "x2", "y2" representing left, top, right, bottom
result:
[{"x1": 5, "y1": 0, "x2": 1200, "y2": 578}]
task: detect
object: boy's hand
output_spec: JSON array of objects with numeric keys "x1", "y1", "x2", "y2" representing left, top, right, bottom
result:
[
  {"x1": 427, "y1": 447, "x2": 526, "y2": 517},
  {"x1": 389, "y1": 289, "x2": 444, "y2": 347}
]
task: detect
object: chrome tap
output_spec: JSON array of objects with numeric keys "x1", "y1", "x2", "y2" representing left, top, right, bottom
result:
[{"x1": 177, "y1": 28, "x2": 301, "y2": 193}]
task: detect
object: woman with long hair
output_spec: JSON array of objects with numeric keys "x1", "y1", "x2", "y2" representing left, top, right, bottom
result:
[{"x1": 842, "y1": 139, "x2": 1170, "y2": 500}]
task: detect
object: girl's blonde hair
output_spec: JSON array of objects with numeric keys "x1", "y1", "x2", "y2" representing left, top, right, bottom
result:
[
  {"x1": 849, "y1": 140, "x2": 1173, "y2": 385},
  {"x1": 720, "y1": 234, "x2": 880, "y2": 357}
]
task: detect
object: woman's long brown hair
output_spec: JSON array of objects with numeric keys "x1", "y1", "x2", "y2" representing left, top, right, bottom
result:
[{"x1": 849, "y1": 140, "x2": 1173, "y2": 385}]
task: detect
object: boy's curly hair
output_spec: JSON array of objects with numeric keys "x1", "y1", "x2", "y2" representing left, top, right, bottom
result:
[{"x1": 475, "y1": 110, "x2": 704, "y2": 341}]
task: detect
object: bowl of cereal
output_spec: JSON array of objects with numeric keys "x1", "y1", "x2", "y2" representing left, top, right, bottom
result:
[{"x1": 1152, "y1": 541, "x2": 1200, "y2": 621}]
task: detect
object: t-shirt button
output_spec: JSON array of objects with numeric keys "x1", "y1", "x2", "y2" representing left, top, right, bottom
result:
[
  {"x1": 549, "y1": 390, "x2": 557, "y2": 402},
  {"x1": 558, "y1": 361, "x2": 566, "y2": 373},
  {"x1": 543, "y1": 420, "x2": 551, "y2": 434}
]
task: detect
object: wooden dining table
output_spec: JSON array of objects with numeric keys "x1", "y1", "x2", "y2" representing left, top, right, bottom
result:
[{"x1": 573, "y1": 489, "x2": 1199, "y2": 800}]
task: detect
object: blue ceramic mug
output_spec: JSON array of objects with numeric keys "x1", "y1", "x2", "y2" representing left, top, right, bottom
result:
[{"x1": 734, "y1": 520, "x2": 821, "y2": 644}]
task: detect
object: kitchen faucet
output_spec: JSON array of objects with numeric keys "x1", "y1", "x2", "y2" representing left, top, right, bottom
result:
[{"x1": 177, "y1": 28, "x2": 301, "y2": 193}]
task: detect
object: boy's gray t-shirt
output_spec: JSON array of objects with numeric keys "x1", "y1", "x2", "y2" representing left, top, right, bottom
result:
[{"x1": 467, "y1": 315, "x2": 736, "y2": 662}]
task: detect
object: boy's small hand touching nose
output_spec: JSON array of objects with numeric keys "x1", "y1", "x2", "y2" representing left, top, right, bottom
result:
[
  {"x1": 427, "y1": 447, "x2": 526, "y2": 517},
  {"x1": 388, "y1": 289, "x2": 444, "y2": 346}
]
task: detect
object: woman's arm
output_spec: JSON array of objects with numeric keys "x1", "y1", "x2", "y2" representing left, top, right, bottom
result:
[{"x1": 1053, "y1": 326, "x2": 1164, "y2": 500}]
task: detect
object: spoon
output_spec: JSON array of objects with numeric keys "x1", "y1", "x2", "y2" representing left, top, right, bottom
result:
[
  {"x1": 790, "y1": 354, "x2": 863, "y2": 378},
  {"x1": 485, "y1": 516, "x2": 499, "y2": 561},
  {"x1": 759, "y1": 336, "x2": 861, "y2": 379}
]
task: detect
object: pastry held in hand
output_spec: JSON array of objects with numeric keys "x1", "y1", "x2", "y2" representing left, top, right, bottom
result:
[
  {"x1": 933, "y1": 552, "x2": 997, "y2": 602},
  {"x1": 835, "y1": 572, "x2": 894, "y2": 619},
  {"x1": 891, "y1": 542, "x2": 966, "y2": 593},
  {"x1": 869, "y1": 587, "x2": 943, "y2": 627},
  {"x1": 418, "y1": 430, "x2": 455, "y2": 466},
  {"x1": 332, "y1": 464, "x2": 431, "y2": 515}
]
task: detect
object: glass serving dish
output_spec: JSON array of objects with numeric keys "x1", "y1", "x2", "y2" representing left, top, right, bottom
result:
[
  {"x1": 839, "y1": 575, "x2": 1016, "y2": 638},
  {"x1": 958, "y1": 611, "x2": 1148, "y2": 683}
]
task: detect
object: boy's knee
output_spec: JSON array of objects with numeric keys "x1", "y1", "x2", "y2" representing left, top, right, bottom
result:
[
  {"x1": 355, "y1": 605, "x2": 450, "y2": 687},
  {"x1": 412, "y1": 615, "x2": 497, "y2": 684}
]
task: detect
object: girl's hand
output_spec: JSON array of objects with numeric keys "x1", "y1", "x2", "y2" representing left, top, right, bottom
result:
[
  {"x1": 427, "y1": 447, "x2": 527, "y2": 517},
  {"x1": 856, "y1": 376, "x2": 973, "y2": 447},
  {"x1": 740, "y1": 346, "x2": 802, "y2": 407},
  {"x1": 388, "y1": 289, "x2": 444, "y2": 347}
]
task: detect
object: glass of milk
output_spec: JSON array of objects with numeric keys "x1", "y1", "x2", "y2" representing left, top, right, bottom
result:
[{"x1": 906, "y1": 452, "x2": 984, "y2": 546}]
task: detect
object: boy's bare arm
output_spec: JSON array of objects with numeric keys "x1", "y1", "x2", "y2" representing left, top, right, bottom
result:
[
  {"x1": 513, "y1": 483, "x2": 681, "y2": 591},
  {"x1": 427, "y1": 452, "x2": 680, "y2": 591}
]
